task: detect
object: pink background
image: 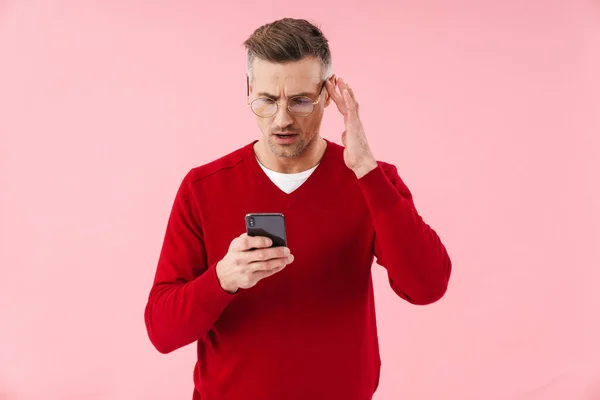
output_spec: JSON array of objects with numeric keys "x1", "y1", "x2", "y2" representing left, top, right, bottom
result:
[{"x1": 1, "y1": 1, "x2": 599, "y2": 399}]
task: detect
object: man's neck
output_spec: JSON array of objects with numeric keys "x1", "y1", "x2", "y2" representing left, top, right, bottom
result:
[{"x1": 254, "y1": 136, "x2": 327, "y2": 174}]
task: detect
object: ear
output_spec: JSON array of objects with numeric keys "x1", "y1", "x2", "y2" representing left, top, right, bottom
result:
[{"x1": 324, "y1": 73, "x2": 337, "y2": 107}]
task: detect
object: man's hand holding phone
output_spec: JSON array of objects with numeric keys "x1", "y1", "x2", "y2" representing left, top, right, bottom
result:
[{"x1": 215, "y1": 233, "x2": 294, "y2": 294}]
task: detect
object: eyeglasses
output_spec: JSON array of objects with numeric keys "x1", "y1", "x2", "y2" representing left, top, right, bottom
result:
[{"x1": 247, "y1": 78, "x2": 327, "y2": 118}]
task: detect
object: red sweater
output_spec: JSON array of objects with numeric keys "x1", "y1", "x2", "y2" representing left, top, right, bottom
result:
[{"x1": 144, "y1": 139, "x2": 451, "y2": 400}]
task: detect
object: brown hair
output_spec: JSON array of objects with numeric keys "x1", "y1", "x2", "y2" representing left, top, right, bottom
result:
[{"x1": 243, "y1": 18, "x2": 332, "y2": 81}]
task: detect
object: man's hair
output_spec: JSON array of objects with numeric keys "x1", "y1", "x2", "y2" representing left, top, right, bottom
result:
[{"x1": 243, "y1": 18, "x2": 332, "y2": 82}]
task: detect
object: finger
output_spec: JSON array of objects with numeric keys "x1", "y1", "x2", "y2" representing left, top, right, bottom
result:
[
  {"x1": 337, "y1": 78, "x2": 359, "y2": 117},
  {"x1": 326, "y1": 80, "x2": 347, "y2": 113},
  {"x1": 242, "y1": 246, "x2": 290, "y2": 263},
  {"x1": 252, "y1": 262, "x2": 288, "y2": 280},
  {"x1": 342, "y1": 89, "x2": 361, "y2": 124},
  {"x1": 337, "y1": 78, "x2": 348, "y2": 93},
  {"x1": 345, "y1": 86, "x2": 358, "y2": 109},
  {"x1": 325, "y1": 81, "x2": 342, "y2": 102},
  {"x1": 232, "y1": 234, "x2": 272, "y2": 251},
  {"x1": 337, "y1": 77, "x2": 350, "y2": 97},
  {"x1": 342, "y1": 88, "x2": 356, "y2": 111},
  {"x1": 249, "y1": 254, "x2": 294, "y2": 272}
]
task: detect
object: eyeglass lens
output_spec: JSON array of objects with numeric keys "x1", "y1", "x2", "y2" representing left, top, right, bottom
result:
[{"x1": 251, "y1": 97, "x2": 314, "y2": 117}]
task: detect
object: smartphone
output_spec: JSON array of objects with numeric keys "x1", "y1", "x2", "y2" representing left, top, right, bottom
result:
[{"x1": 245, "y1": 213, "x2": 287, "y2": 248}]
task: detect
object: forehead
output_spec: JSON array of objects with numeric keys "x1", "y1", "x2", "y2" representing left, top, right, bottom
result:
[{"x1": 251, "y1": 57, "x2": 322, "y2": 92}]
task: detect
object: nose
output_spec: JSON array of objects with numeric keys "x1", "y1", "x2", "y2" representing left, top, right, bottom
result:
[{"x1": 273, "y1": 102, "x2": 294, "y2": 128}]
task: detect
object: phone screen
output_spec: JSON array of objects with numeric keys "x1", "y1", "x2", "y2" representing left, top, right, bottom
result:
[{"x1": 245, "y1": 213, "x2": 287, "y2": 248}]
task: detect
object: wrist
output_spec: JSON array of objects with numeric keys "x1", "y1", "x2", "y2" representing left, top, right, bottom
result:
[
  {"x1": 353, "y1": 159, "x2": 378, "y2": 179},
  {"x1": 215, "y1": 262, "x2": 239, "y2": 294}
]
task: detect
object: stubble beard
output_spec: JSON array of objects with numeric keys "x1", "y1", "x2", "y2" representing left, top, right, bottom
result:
[{"x1": 267, "y1": 135, "x2": 308, "y2": 158}]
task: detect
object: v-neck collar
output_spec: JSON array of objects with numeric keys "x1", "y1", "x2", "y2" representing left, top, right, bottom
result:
[{"x1": 244, "y1": 138, "x2": 335, "y2": 209}]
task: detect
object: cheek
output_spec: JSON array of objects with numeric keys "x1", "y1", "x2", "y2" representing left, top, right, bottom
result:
[
  {"x1": 256, "y1": 117, "x2": 272, "y2": 133},
  {"x1": 302, "y1": 113, "x2": 324, "y2": 133}
]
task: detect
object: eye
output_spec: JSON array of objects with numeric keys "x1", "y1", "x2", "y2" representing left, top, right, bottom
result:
[{"x1": 290, "y1": 97, "x2": 312, "y2": 106}]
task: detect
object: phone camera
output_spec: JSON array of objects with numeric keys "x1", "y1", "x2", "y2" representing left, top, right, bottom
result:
[{"x1": 248, "y1": 217, "x2": 255, "y2": 227}]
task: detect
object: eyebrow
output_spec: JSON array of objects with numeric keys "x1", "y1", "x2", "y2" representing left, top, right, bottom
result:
[{"x1": 255, "y1": 91, "x2": 316, "y2": 100}]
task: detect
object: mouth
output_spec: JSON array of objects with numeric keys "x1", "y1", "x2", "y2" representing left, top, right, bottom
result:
[{"x1": 272, "y1": 133, "x2": 299, "y2": 144}]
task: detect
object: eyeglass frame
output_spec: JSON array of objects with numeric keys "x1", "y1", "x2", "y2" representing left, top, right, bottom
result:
[{"x1": 246, "y1": 75, "x2": 327, "y2": 118}]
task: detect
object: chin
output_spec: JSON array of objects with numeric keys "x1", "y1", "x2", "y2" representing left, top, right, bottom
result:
[{"x1": 268, "y1": 138, "x2": 306, "y2": 158}]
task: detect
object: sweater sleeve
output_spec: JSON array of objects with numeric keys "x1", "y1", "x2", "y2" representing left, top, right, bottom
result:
[
  {"x1": 144, "y1": 171, "x2": 237, "y2": 354},
  {"x1": 356, "y1": 163, "x2": 452, "y2": 305}
]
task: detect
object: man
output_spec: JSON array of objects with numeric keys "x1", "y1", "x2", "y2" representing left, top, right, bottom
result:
[{"x1": 144, "y1": 18, "x2": 451, "y2": 400}]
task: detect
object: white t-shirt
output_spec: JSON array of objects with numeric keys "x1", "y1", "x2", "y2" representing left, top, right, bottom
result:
[{"x1": 257, "y1": 159, "x2": 318, "y2": 194}]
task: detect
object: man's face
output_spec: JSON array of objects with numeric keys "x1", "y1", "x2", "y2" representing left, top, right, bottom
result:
[{"x1": 248, "y1": 57, "x2": 332, "y2": 158}]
